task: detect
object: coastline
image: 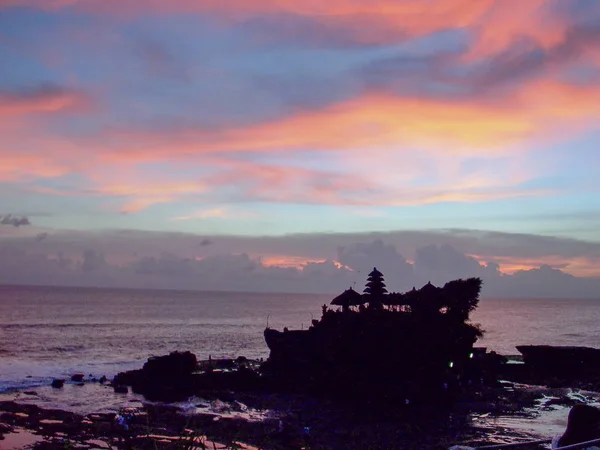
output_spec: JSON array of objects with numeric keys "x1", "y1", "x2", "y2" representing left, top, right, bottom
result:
[
  {"x1": 3, "y1": 284, "x2": 600, "y2": 448},
  {"x1": 1, "y1": 366, "x2": 597, "y2": 449}
]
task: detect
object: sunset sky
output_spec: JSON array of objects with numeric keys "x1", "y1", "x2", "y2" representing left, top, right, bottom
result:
[{"x1": 1, "y1": 0, "x2": 600, "y2": 294}]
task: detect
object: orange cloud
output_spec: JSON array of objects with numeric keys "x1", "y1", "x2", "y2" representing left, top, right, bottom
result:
[
  {"x1": 471, "y1": 254, "x2": 600, "y2": 278},
  {"x1": 158, "y1": 79, "x2": 600, "y2": 155},
  {"x1": 66, "y1": 78, "x2": 600, "y2": 179},
  {"x1": 1, "y1": 0, "x2": 570, "y2": 57},
  {"x1": 463, "y1": 0, "x2": 567, "y2": 59},
  {"x1": 0, "y1": 154, "x2": 70, "y2": 181},
  {"x1": 0, "y1": 87, "x2": 89, "y2": 117},
  {"x1": 95, "y1": 181, "x2": 208, "y2": 213},
  {"x1": 29, "y1": 179, "x2": 208, "y2": 213},
  {"x1": 171, "y1": 208, "x2": 257, "y2": 221},
  {"x1": 261, "y1": 255, "x2": 327, "y2": 269}
]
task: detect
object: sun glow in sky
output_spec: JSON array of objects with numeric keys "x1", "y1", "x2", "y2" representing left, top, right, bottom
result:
[{"x1": 1, "y1": 0, "x2": 600, "y2": 290}]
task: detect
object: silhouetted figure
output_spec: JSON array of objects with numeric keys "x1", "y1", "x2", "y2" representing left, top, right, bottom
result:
[{"x1": 553, "y1": 404, "x2": 600, "y2": 448}]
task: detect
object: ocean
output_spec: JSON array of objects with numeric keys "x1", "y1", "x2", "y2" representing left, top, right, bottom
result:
[{"x1": 1, "y1": 284, "x2": 600, "y2": 395}]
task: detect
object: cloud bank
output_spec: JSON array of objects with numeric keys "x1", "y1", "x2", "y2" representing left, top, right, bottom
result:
[{"x1": 1, "y1": 228, "x2": 599, "y2": 298}]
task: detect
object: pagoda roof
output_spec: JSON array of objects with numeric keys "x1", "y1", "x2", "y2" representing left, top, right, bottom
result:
[
  {"x1": 368, "y1": 267, "x2": 383, "y2": 276},
  {"x1": 331, "y1": 287, "x2": 365, "y2": 306}
]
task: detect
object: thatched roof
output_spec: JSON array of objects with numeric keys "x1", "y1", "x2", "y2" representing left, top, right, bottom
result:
[{"x1": 331, "y1": 287, "x2": 364, "y2": 307}]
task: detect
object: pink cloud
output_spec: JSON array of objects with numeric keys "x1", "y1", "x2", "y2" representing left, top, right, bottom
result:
[
  {"x1": 171, "y1": 208, "x2": 257, "y2": 221},
  {"x1": 4, "y1": 0, "x2": 595, "y2": 65},
  {"x1": 0, "y1": 86, "x2": 90, "y2": 117},
  {"x1": 470, "y1": 254, "x2": 600, "y2": 278}
]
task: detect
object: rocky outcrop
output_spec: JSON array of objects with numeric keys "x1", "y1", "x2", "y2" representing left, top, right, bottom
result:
[
  {"x1": 113, "y1": 351, "x2": 198, "y2": 402},
  {"x1": 114, "y1": 277, "x2": 497, "y2": 406},
  {"x1": 113, "y1": 351, "x2": 262, "y2": 402},
  {"x1": 262, "y1": 277, "x2": 488, "y2": 404},
  {"x1": 517, "y1": 345, "x2": 600, "y2": 375}
]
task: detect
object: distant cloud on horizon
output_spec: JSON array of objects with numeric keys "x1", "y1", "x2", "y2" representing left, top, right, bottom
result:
[
  {"x1": 0, "y1": 215, "x2": 31, "y2": 227},
  {"x1": 1, "y1": 227, "x2": 599, "y2": 299}
]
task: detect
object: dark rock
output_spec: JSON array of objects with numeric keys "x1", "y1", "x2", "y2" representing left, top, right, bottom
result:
[
  {"x1": 114, "y1": 385, "x2": 128, "y2": 394},
  {"x1": 71, "y1": 373, "x2": 85, "y2": 382},
  {"x1": 51, "y1": 379, "x2": 65, "y2": 389},
  {"x1": 113, "y1": 351, "x2": 265, "y2": 402},
  {"x1": 142, "y1": 351, "x2": 197, "y2": 378},
  {"x1": 113, "y1": 351, "x2": 199, "y2": 402},
  {"x1": 499, "y1": 345, "x2": 600, "y2": 388},
  {"x1": 0, "y1": 422, "x2": 13, "y2": 435},
  {"x1": 23, "y1": 391, "x2": 37, "y2": 396},
  {"x1": 517, "y1": 345, "x2": 600, "y2": 376},
  {"x1": 99, "y1": 375, "x2": 108, "y2": 384}
]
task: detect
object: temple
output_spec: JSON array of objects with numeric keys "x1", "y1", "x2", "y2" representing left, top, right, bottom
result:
[{"x1": 263, "y1": 268, "x2": 487, "y2": 404}]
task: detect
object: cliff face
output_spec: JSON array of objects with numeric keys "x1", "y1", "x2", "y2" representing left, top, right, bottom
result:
[{"x1": 262, "y1": 277, "x2": 484, "y2": 402}]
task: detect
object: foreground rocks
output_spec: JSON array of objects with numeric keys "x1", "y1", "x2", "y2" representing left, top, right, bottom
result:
[
  {"x1": 499, "y1": 345, "x2": 600, "y2": 391},
  {"x1": 0, "y1": 379, "x2": 558, "y2": 450},
  {"x1": 113, "y1": 351, "x2": 263, "y2": 402}
]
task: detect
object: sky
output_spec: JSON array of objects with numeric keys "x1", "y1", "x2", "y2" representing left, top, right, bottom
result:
[{"x1": 1, "y1": 0, "x2": 600, "y2": 296}]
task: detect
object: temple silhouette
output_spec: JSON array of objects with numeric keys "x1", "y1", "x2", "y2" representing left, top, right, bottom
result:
[{"x1": 263, "y1": 268, "x2": 486, "y2": 403}]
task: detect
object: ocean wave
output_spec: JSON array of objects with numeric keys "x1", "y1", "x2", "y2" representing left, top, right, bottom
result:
[
  {"x1": 0, "y1": 359, "x2": 143, "y2": 394},
  {"x1": 46, "y1": 345, "x2": 87, "y2": 353}
]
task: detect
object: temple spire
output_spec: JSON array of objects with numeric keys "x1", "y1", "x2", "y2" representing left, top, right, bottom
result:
[{"x1": 363, "y1": 267, "x2": 387, "y2": 309}]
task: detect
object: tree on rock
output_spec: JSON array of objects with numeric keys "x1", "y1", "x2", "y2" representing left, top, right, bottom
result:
[{"x1": 363, "y1": 267, "x2": 387, "y2": 309}]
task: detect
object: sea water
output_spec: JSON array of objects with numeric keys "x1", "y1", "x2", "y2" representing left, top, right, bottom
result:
[{"x1": 1, "y1": 284, "x2": 600, "y2": 394}]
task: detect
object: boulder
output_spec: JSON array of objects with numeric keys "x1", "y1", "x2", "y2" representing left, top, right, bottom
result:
[
  {"x1": 517, "y1": 345, "x2": 600, "y2": 377},
  {"x1": 142, "y1": 351, "x2": 197, "y2": 378},
  {"x1": 51, "y1": 379, "x2": 64, "y2": 389},
  {"x1": 114, "y1": 351, "x2": 199, "y2": 402},
  {"x1": 513, "y1": 346, "x2": 600, "y2": 387},
  {"x1": 113, "y1": 351, "x2": 264, "y2": 402},
  {"x1": 113, "y1": 385, "x2": 128, "y2": 394},
  {"x1": 71, "y1": 373, "x2": 85, "y2": 382}
]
